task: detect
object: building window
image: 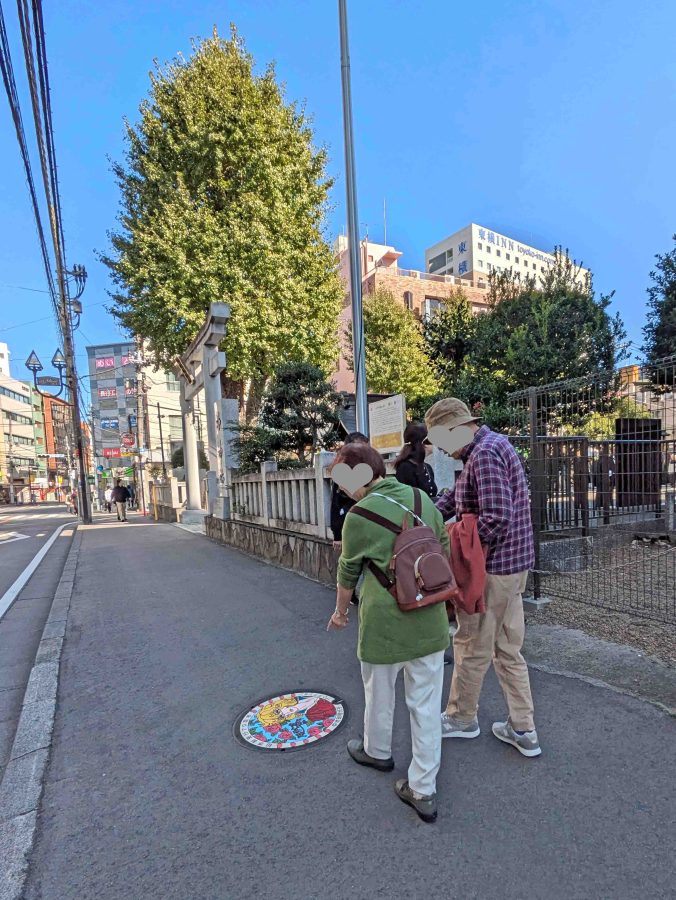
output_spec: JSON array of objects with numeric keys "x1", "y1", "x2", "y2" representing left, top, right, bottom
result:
[
  {"x1": 541, "y1": 266, "x2": 545, "y2": 272},
  {"x1": 428, "y1": 251, "x2": 447, "y2": 273},
  {"x1": 447, "y1": 247, "x2": 453, "y2": 260},
  {"x1": 448, "y1": 266, "x2": 454, "y2": 275},
  {"x1": 496, "y1": 249, "x2": 501, "y2": 257},
  {"x1": 533, "y1": 263, "x2": 537, "y2": 269},
  {"x1": 515, "y1": 257, "x2": 519, "y2": 264},
  {"x1": 477, "y1": 260, "x2": 483, "y2": 268},
  {"x1": 403, "y1": 291, "x2": 413, "y2": 310},
  {"x1": 165, "y1": 371, "x2": 180, "y2": 392},
  {"x1": 506, "y1": 253, "x2": 510, "y2": 260},
  {"x1": 5, "y1": 433, "x2": 34, "y2": 446},
  {"x1": 423, "y1": 297, "x2": 443, "y2": 319},
  {"x1": 486, "y1": 246, "x2": 491, "y2": 254},
  {"x1": 477, "y1": 242, "x2": 482, "y2": 250},
  {"x1": 0, "y1": 385, "x2": 30, "y2": 405},
  {"x1": 368, "y1": 255, "x2": 373, "y2": 262}
]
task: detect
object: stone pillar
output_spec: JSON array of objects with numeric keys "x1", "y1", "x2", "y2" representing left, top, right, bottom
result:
[
  {"x1": 180, "y1": 380, "x2": 202, "y2": 515},
  {"x1": 260, "y1": 459, "x2": 277, "y2": 527},
  {"x1": 203, "y1": 346, "x2": 226, "y2": 517},
  {"x1": 315, "y1": 451, "x2": 336, "y2": 539}
]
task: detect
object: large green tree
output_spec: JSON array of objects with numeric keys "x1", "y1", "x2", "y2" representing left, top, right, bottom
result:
[
  {"x1": 422, "y1": 289, "x2": 477, "y2": 387},
  {"x1": 642, "y1": 236, "x2": 676, "y2": 364},
  {"x1": 101, "y1": 29, "x2": 342, "y2": 417},
  {"x1": 348, "y1": 289, "x2": 439, "y2": 402},
  {"x1": 477, "y1": 251, "x2": 626, "y2": 392}
]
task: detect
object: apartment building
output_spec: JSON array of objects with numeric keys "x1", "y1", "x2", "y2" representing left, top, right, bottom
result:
[
  {"x1": 0, "y1": 374, "x2": 39, "y2": 502},
  {"x1": 334, "y1": 236, "x2": 491, "y2": 392},
  {"x1": 425, "y1": 223, "x2": 589, "y2": 287}
]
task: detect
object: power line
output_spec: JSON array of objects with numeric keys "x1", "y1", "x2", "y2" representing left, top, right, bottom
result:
[{"x1": 0, "y1": 0, "x2": 57, "y2": 313}]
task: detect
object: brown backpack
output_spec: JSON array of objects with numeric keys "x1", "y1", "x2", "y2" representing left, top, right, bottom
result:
[{"x1": 349, "y1": 488, "x2": 458, "y2": 612}]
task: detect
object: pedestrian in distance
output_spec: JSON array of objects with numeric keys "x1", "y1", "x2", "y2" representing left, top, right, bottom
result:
[
  {"x1": 104, "y1": 487, "x2": 113, "y2": 513},
  {"x1": 393, "y1": 421, "x2": 438, "y2": 498},
  {"x1": 111, "y1": 479, "x2": 130, "y2": 522},
  {"x1": 427, "y1": 397, "x2": 541, "y2": 758},
  {"x1": 330, "y1": 431, "x2": 368, "y2": 604},
  {"x1": 327, "y1": 441, "x2": 451, "y2": 823}
]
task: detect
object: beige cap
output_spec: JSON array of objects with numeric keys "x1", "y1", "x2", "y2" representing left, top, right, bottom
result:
[{"x1": 425, "y1": 397, "x2": 480, "y2": 430}]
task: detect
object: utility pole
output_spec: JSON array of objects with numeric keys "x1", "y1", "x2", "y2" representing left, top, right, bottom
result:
[
  {"x1": 7, "y1": 414, "x2": 15, "y2": 504},
  {"x1": 157, "y1": 402, "x2": 167, "y2": 479},
  {"x1": 338, "y1": 0, "x2": 369, "y2": 436}
]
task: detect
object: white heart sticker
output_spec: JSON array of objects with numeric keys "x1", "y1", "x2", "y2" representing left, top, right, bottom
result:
[
  {"x1": 427, "y1": 425, "x2": 475, "y2": 457},
  {"x1": 331, "y1": 463, "x2": 374, "y2": 495}
]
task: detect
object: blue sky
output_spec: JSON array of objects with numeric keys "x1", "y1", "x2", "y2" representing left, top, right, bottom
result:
[{"x1": 1, "y1": 0, "x2": 675, "y2": 405}]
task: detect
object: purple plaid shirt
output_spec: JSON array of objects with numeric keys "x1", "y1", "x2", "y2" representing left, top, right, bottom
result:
[{"x1": 435, "y1": 425, "x2": 534, "y2": 575}]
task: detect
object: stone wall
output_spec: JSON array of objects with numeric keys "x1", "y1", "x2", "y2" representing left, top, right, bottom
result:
[{"x1": 205, "y1": 515, "x2": 337, "y2": 586}]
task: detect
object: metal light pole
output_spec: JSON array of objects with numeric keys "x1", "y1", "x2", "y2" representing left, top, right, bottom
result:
[
  {"x1": 156, "y1": 402, "x2": 167, "y2": 479},
  {"x1": 338, "y1": 0, "x2": 368, "y2": 435}
]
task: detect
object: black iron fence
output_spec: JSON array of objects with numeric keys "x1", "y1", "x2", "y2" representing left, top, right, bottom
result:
[{"x1": 506, "y1": 357, "x2": 676, "y2": 624}]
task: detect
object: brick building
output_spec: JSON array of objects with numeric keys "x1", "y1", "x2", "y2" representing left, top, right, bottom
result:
[{"x1": 334, "y1": 236, "x2": 490, "y2": 392}]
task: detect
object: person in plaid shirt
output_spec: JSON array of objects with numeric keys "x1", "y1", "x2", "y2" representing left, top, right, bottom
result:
[{"x1": 426, "y1": 398, "x2": 541, "y2": 758}]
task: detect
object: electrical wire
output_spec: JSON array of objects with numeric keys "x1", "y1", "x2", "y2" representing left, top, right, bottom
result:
[{"x1": 0, "y1": 0, "x2": 57, "y2": 311}]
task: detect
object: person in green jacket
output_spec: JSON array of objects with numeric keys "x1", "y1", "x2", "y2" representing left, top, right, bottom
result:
[{"x1": 327, "y1": 441, "x2": 450, "y2": 823}]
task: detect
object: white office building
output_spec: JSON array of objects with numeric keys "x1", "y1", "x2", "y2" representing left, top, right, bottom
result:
[{"x1": 425, "y1": 224, "x2": 588, "y2": 286}]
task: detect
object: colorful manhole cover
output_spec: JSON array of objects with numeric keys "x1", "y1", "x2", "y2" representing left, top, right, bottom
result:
[{"x1": 236, "y1": 691, "x2": 346, "y2": 751}]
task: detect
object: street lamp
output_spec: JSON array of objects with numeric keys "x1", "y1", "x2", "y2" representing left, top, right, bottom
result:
[{"x1": 25, "y1": 349, "x2": 67, "y2": 399}]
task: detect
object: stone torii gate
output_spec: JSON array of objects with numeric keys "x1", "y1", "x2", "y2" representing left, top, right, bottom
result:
[{"x1": 174, "y1": 302, "x2": 238, "y2": 525}]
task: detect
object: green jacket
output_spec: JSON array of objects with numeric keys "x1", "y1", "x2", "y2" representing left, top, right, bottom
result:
[{"x1": 337, "y1": 477, "x2": 450, "y2": 665}]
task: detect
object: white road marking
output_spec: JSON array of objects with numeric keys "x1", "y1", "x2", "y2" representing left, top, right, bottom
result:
[
  {"x1": 0, "y1": 532, "x2": 30, "y2": 545},
  {"x1": 0, "y1": 522, "x2": 74, "y2": 621}
]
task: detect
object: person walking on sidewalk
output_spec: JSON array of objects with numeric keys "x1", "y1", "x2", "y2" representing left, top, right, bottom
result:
[
  {"x1": 426, "y1": 397, "x2": 541, "y2": 758},
  {"x1": 104, "y1": 487, "x2": 113, "y2": 513},
  {"x1": 327, "y1": 441, "x2": 450, "y2": 823},
  {"x1": 111, "y1": 480, "x2": 130, "y2": 522}
]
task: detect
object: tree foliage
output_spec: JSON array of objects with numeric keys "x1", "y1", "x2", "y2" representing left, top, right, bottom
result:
[
  {"x1": 642, "y1": 235, "x2": 676, "y2": 364},
  {"x1": 349, "y1": 289, "x2": 439, "y2": 402},
  {"x1": 101, "y1": 28, "x2": 342, "y2": 405},
  {"x1": 232, "y1": 362, "x2": 343, "y2": 471},
  {"x1": 422, "y1": 289, "x2": 477, "y2": 386}
]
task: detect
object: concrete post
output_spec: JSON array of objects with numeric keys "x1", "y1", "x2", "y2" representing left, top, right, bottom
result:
[
  {"x1": 315, "y1": 451, "x2": 335, "y2": 539},
  {"x1": 260, "y1": 460, "x2": 277, "y2": 526},
  {"x1": 180, "y1": 380, "x2": 202, "y2": 514}
]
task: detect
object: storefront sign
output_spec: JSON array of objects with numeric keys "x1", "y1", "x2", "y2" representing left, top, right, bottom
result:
[
  {"x1": 95, "y1": 357, "x2": 115, "y2": 370},
  {"x1": 98, "y1": 388, "x2": 117, "y2": 399}
]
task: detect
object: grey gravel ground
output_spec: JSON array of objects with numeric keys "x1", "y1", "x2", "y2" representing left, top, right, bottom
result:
[{"x1": 531, "y1": 599, "x2": 675, "y2": 666}]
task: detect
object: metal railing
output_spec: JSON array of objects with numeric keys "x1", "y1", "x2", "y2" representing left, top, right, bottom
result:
[
  {"x1": 506, "y1": 357, "x2": 676, "y2": 624},
  {"x1": 371, "y1": 263, "x2": 488, "y2": 290}
]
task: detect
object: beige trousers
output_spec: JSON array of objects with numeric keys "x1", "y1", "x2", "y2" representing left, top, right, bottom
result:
[{"x1": 445, "y1": 570, "x2": 535, "y2": 732}]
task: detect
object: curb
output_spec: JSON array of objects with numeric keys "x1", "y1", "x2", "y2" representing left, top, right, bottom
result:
[{"x1": 0, "y1": 527, "x2": 81, "y2": 900}]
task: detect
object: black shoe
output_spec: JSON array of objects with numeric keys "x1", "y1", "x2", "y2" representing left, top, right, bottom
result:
[
  {"x1": 347, "y1": 739, "x2": 394, "y2": 772},
  {"x1": 394, "y1": 779, "x2": 437, "y2": 823}
]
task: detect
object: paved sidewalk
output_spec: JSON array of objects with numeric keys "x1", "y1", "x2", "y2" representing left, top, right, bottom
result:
[{"x1": 24, "y1": 516, "x2": 675, "y2": 899}]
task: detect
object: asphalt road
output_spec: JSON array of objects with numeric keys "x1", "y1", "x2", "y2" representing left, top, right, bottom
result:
[
  {"x1": 0, "y1": 504, "x2": 75, "y2": 781},
  {"x1": 24, "y1": 519, "x2": 676, "y2": 900}
]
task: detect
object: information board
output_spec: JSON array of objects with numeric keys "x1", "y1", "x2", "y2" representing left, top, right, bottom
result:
[{"x1": 368, "y1": 394, "x2": 406, "y2": 454}]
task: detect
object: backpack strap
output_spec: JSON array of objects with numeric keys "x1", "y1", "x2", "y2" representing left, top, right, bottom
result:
[
  {"x1": 348, "y1": 505, "x2": 401, "y2": 534},
  {"x1": 412, "y1": 487, "x2": 422, "y2": 521}
]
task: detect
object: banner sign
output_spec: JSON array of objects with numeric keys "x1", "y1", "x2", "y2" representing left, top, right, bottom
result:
[
  {"x1": 95, "y1": 357, "x2": 115, "y2": 370},
  {"x1": 98, "y1": 388, "x2": 117, "y2": 399}
]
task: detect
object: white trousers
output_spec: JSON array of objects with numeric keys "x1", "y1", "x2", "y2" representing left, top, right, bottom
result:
[{"x1": 361, "y1": 650, "x2": 445, "y2": 797}]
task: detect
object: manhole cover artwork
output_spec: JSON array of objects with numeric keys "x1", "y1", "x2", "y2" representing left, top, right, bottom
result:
[{"x1": 238, "y1": 692, "x2": 346, "y2": 750}]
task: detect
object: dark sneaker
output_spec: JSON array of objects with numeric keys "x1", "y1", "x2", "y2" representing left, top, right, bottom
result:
[
  {"x1": 394, "y1": 779, "x2": 437, "y2": 823},
  {"x1": 347, "y1": 739, "x2": 394, "y2": 772},
  {"x1": 441, "y1": 713, "x2": 480, "y2": 739},
  {"x1": 492, "y1": 720, "x2": 541, "y2": 757}
]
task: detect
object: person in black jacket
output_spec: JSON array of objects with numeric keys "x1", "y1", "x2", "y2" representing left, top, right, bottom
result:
[
  {"x1": 393, "y1": 422, "x2": 437, "y2": 498},
  {"x1": 111, "y1": 479, "x2": 130, "y2": 522},
  {"x1": 330, "y1": 431, "x2": 368, "y2": 604},
  {"x1": 330, "y1": 431, "x2": 368, "y2": 546}
]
